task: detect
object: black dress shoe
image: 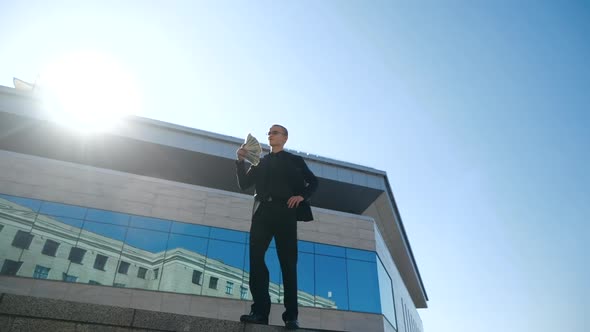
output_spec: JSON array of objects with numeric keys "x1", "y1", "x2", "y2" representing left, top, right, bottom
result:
[
  {"x1": 240, "y1": 312, "x2": 269, "y2": 325},
  {"x1": 284, "y1": 320, "x2": 300, "y2": 330}
]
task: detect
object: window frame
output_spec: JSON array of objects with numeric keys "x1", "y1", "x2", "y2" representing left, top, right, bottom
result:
[
  {"x1": 68, "y1": 247, "x2": 87, "y2": 264},
  {"x1": 225, "y1": 281, "x2": 234, "y2": 295},
  {"x1": 117, "y1": 261, "x2": 130, "y2": 275},
  {"x1": 1, "y1": 259, "x2": 23, "y2": 276},
  {"x1": 209, "y1": 276, "x2": 219, "y2": 290},
  {"x1": 12, "y1": 230, "x2": 34, "y2": 250},
  {"x1": 33, "y1": 265, "x2": 50, "y2": 279},
  {"x1": 41, "y1": 239, "x2": 60, "y2": 257},
  {"x1": 93, "y1": 254, "x2": 108, "y2": 271},
  {"x1": 192, "y1": 270, "x2": 202, "y2": 285},
  {"x1": 137, "y1": 267, "x2": 148, "y2": 279}
]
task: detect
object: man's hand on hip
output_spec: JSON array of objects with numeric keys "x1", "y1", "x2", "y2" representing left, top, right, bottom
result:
[{"x1": 287, "y1": 195, "x2": 304, "y2": 208}]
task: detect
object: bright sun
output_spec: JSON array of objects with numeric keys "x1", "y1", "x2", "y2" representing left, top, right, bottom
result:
[{"x1": 40, "y1": 50, "x2": 141, "y2": 132}]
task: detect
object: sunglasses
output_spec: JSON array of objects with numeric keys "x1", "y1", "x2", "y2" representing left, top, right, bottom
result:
[{"x1": 267, "y1": 131, "x2": 286, "y2": 136}]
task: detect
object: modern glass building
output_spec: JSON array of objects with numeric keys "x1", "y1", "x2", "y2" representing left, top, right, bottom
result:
[{"x1": 0, "y1": 84, "x2": 428, "y2": 332}]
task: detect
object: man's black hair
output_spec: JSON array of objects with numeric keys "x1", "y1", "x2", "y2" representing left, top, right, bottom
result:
[{"x1": 272, "y1": 124, "x2": 288, "y2": 136}]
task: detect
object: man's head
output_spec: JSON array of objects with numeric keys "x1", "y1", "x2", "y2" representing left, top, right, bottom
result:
[{"x1": 268, "y1": 124, "x2": 288, "y2": 150}]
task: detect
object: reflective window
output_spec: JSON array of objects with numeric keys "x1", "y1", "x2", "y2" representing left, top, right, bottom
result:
[
  {"x1": 160, "y1": 234, "x2": 208, "y2": 295},
  {"x1": 298, "y1": 240, "x2": 314, "y2": 254},
  {"x1": 124, "y1": 228, "x2": 168, "y2": 253},
  {"x1": 315, "y1": 243, "x2": 345, "y2": 258},
  {"x1": 0, "y1": 194, "x2": 389, "y2": 318},
  {"x1": 94, "y1": 254, "x2": 108, "y2": 270},
  {"x1": 210, "y1": 227, "x2": 247, "y2": 243},
  {"x1": 207, "y1": 239, "x2": 245, "y2": 271},
  {"x1": 62, "y1": 272, "x2": 78, "y2": 282},
  {"x1": 129, "y1": 215, "x2": 171, "y2": 232},
  {"x1": 83, "y1": 221, "x2": 127, "y2": 242},
  {"x1": 209, "y1": 276, "x2": 218, "y2": 289},
  {"x1": 297, "y1": 252, "x2": 315, "y2": 307},
  {"x1": 0, "y1": 197, "x2": 35, "y2": 258},
  {"x1": 226, "y1": 281, "x2": 234, "y2": 295},
  {"x1": 1, "y1": 259, "x2": 23, "y2": 276},
  {"x1": 346, "y1": 248, "x2": 376, "y2": 262},
  {"x1": 78, "y1": 221, "x2": 126, "y2": 286},
  {"x1": 402, "y1": 299, "x2": 407, "y2": 332},
  {"x1": 171, "y1": 222, "x2": 210, "y2": 238},
  {"x1": 115, "y1": 228, "x2": 168, "y2": 288},
  {"x1": 68, "y1": 247, "x2": 86, "y2": 264},
  {"x1": 203, "y1": 239, "x2": 244, "y2": 299},
  {"x1": 347, "y1": 260, "x2": 380, "y2": 313},
  {"x1": 42, "y1": 239, "x2": 60, "y2": 257},
  {"x1": 12, "y1": 230, "x2": 34, "y2": 249},
  {"x1": 40, "y1": 202, "x2": 86, "y2": 219},
  {"x1": 50, "y1": 216, "x2": 84, "y2": 229},
  {"x1": 31, "y1": 229, "x2": 74, "y2": 282},
  {"x1": 315, "y1": 255, "x2": 348, "y2": 310},
  {"x1": 240, "y1": 281, "x2": 251, "y2": 301},
  {"x1": 378, "y1": 257, "x2": 397, "y2": 328},
  {"x1": 138, "y1": 267, "x2": 148, "y2": 279},
  {"x1": 0, "y1": 205, "x2": 36, "y2": 232},
  {"x1": 240, "y1": 285, "x2": 248, "y2": 299},
  {"x1": 167, "y1": 234, "x2": 208, "y2": 256},
  {"x1": 33, "y1": 265, "x2": 50, "y2": 279},
  {"x1": 0, "y1": 195, "x2": 42, "y2": 212},
  {"x1": 118, "y1": 261, "x2": 130, "y2": 274},
  {"x1": 86, "y1": 209, "x2": 130, "y2": 227},
  {"x1": 192, "y1": 270, "x2": 202, "y2": 285}
]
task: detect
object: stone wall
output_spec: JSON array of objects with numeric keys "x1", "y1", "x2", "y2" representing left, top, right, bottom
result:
[{"x1": 0, "y1": 292, "x2": 335, "y2": 332}]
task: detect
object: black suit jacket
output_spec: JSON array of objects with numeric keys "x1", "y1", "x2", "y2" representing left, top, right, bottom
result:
[{"x1": 236, "y1": 151, "x2": 318, "y2": 221}]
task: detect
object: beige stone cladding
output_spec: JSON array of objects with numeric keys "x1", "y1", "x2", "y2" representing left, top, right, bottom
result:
[{"x1": 0, "y1": 150, "x2": 375, "y2": 251}]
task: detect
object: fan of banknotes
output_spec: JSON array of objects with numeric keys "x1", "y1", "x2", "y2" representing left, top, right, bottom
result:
[
  {"x1": 13, "y1": 77, "x2": 38, "y2": 91},
  {"x1": 243, "y1": 133, "x2": 262, "y2": 165}
]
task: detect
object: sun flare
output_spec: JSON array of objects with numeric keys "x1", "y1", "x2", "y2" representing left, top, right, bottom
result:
[{"x1": 40, "y1": 50, "x2": 141, "y2": 132}]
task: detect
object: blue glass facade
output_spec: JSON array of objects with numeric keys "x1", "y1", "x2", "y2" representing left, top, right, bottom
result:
[{"x1": 0, "y1": 193, "x2": 395, "y2": 320}]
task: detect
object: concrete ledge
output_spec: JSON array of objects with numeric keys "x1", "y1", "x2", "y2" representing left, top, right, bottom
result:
[
  {"x1": 0, "y1": 293, "x2": 340, "y2": 332},
  {"x1": 132, "y1": 310, "x2": 243, "y2": 332},
  {"x1": 6, "y1": 316, "x2": 154, "y2": 332},
  {"x1": 9, "y1": 317, "x2": 77, "y2": 332},
  {"x1": 0, "y1": 293, "x2": 134, "y2": 326}
]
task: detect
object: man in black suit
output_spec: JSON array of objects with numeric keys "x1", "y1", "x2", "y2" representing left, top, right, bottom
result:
[{"x1": 236, "y1": 124, "x2": 318, "y2": 330}]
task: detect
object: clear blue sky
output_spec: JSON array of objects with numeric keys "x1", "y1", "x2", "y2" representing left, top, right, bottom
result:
[{"x1": 1, "y1": 1, "x2": 588, "y2": 331}]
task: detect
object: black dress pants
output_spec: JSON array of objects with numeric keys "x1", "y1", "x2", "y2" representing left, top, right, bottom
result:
[{"x1": 248, "y1": 200, "x2": 298, "y2": 320}]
